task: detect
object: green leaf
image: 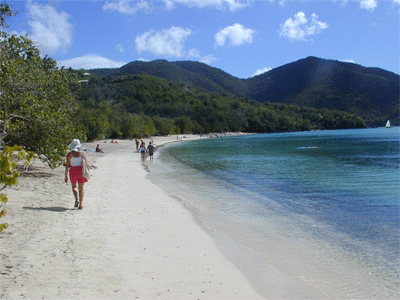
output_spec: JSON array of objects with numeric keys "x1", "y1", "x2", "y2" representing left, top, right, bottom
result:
[
  {"x1": 0, "y1": 194, "x2": 7, "y2": 204},
  {"x1": 0, "y1": 222, "x2": 9, "y2": 233}
]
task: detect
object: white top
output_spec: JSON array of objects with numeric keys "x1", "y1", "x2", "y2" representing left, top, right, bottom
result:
[{"x1": 70, "y1": 155, "x2": 83, "y2": 166}]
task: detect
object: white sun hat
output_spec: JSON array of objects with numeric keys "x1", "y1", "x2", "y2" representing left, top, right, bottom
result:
[{"x1": 69, "y1": 139, "x2": 82, "y2": 152}]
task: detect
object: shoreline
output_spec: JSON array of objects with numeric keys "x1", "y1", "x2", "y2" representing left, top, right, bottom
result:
[
  {"x1": 1, "y1": 134, "x2": 323, "y2": 299},
  {"x1": 143, "y1": 137, "x2": 327, "y2": 299},
  {"x1": 144, "y1": 130, "x2": 400, "y2": 299},
  {"x1": 1, "y1": 135, "x2": 263, "y2": 299}
]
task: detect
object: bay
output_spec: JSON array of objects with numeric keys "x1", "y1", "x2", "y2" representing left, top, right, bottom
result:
[{"x1": 146, "y1": 128, "x2": 400, "y2": 299}]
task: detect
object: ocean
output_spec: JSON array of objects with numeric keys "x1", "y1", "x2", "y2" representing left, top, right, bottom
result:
[{"x1": 146, "y1": 128, "x2": 400, "y2": 299}]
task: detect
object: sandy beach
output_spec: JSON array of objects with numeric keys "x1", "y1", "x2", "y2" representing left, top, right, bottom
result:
[{"x1": 1, "y1": 135, "x2": 325, "y2": 299}]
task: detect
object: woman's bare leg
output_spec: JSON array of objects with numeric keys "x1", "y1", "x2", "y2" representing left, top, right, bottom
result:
[
  {"x1": 71, "y1": 184, "x2": 78, "y2": 201},
  {"x1": 71, "y1": 184, "x2": 79, "y2": 207},
  {"x1": 78, "y1": 183, "x2": 84, "y2": 209}
]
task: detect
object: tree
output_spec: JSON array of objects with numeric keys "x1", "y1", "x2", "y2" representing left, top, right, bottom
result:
[
  {"x1": 173, "y1": 116, "x2": 202, "y2": 134},
  {"x1": 76, "y1": 100, "x2": 111, "y2": 141},
  {"x1": 141, "y1": 114, "x2": 157, "y2": 137},
  {"x1": 0, "y1": 3, "x2": 12, "y2": 27},
  {"x1": 153, "y1": 116, "x2": 180, "y2": 136},
  {"x1": 0, "y1": 5, "x2": 80, "y2": 232},
  {"x1": 0, "y1": 33, "x2": 81, "y2": 168}
]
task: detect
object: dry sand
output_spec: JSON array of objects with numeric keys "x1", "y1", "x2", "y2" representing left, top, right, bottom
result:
[{"x1": 0, "y1": 135, "x2": 325, "y2": 299}]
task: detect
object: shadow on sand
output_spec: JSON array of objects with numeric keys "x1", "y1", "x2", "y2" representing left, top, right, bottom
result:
[{"x1": 23, "y1": 206, "x2": 74, "y2": 212}]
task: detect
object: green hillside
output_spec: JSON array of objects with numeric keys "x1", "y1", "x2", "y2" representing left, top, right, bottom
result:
[
  {"x1": 171, "y1": 61, "x2": 247, "y2": 97},
  {"x1": 90, "y1": 59, "x2": 246, "y2": 97},
  {"x1": 74, "y1": 73, "x2": 366, "y2": 140},
  {"x1": 246, "y1": 57, "x2": 399, "y2": 126},
  {"x1": 88, "y1": 56, "x2": 399, "y2": 127}
]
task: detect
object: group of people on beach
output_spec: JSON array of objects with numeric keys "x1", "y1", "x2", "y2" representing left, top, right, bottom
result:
[
  {"x1": 65, "y1": 138, "x2": 156, "y2": 210},
  {"x1": 135, "y1": 139, "x2": 155, "y2": 162}
]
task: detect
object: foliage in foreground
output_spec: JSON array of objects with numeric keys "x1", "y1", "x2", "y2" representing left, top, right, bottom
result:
[
  {"x1": 0, "y1": 145, "x2": 34, "y2": 233},
  {"x1": 0, "y1": 4, "x2": 81, "y2": 232}
]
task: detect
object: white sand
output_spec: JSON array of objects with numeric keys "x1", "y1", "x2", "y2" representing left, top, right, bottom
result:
[{"x1": 0, "y1": 136, "x2": 325, "y2": 299}]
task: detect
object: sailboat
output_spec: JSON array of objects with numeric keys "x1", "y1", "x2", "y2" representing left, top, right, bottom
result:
[{"x1": 385, "y1": 120, "x2": 392, "y2": 128}]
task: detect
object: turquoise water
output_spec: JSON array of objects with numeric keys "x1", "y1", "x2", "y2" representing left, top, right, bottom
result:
[{"x1": 147, "y1": 128, "x2": 400, "y2": 298}]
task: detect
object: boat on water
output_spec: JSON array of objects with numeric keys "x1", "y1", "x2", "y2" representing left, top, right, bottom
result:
[{"x1": 385, "y1": 120, "x2": 392, "y2": 128}]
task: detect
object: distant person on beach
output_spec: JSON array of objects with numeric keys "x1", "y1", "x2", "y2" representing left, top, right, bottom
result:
[
  {"x1": 135, "y1": 139, "x2": 140, "y2": 152},
  {"x1": 140, "y1": 141, "x2": 147, "y2": 161},
  {"x1": 65, "y1": 139, "x2": 90, "y2": 210},
  {"x1": 147, "y1": 142, "x2": 154, "y2": 162},
  {"x1": 95, "y1": 144, "x2": 104, "y2": 153}
]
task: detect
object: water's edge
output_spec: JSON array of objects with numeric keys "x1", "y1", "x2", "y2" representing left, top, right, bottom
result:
[
  {"x1": 145, "y1": 141, "x2": 327, "y2": 298},
  {"x1": 144, "y1": 130, "x2": 399, "y2": 299},
  {"x1": 145, "y1": 166, "x2": 326, "y2": 299}
]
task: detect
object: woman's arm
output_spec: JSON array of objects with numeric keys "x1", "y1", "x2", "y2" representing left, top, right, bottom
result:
[{"x1": 65, "y1": 153, "x2": 71, "y2": 183}]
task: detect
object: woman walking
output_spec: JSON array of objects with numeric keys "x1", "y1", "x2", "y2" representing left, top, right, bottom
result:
[
  {"x1": 65, "y1": 139, "x2": 90, "y2": 209},
  {"x1": 139, "y1": 141, "x2": 147, "y2": 161}
]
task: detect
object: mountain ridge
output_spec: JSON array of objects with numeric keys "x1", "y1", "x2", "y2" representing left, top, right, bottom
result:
[{"x1": 88, "y1": 56, "x2": 399, "y2": 126}]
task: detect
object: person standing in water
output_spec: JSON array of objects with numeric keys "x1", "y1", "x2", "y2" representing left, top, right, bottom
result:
[
  {"x1": 147, "y1": 142, "x2": 155, "y2": 162},
  {"x1": 65, "y1": 139, "x2": 90, "y2": 209},
  {"x1": 139, "y1": 141, "x2": 147, "y2": 161},
  {"x1": 135, "y1": 139, "x2": 140, "y2": 152}
]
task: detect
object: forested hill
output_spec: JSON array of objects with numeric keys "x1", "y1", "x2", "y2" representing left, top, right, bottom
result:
[
  {"x1": 74, "y1": 73, "x2": 366, "y2": 140},
  {"x1": 246, "y1": 57, "x2": 399, "y2": 127},
  {"x1": 89, "y1": 59, "x2": 247, "y2": 97},
  {"x1": 88, "y1": 56, "x2": 400, "y2": 127}
]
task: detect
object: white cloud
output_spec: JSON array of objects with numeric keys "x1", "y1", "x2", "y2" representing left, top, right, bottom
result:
[
  {"x1": 26, "y1": 1, "x2": 73, "y2": 54},
  {"x1": 117, "y1": 43, "x2": 125, "y2": 52},
  {"x1": 358, "y1": 0, "x2": 377, "y2": 11},
  {"x1": 58, "y1": 55, "x2": 127, "y2": 69},
  {"x1": 393, "y1": 0, "x2": 400, "y2": 12},
  {"x1": 200, "y1": 54, "x2": 218, "y2": 64},
  {"x1": 163, "y1": 0, "x2": 251, "y2": 11},
  {"x1": 103, "y1": 0, "x2": 250, "y2": 14},
  {"x1": 188, "y1": 48, "x2": 217, "y2": 64},
  {"x1": 135, "y1": 26, "x2": 192, "y2": 57},
  {"x1": 135, "y1": 26, "x2": 214, "y2": 61},
  {"x1": 252, "y1": 66, "x2": 272, "y2": 77},
  {"x1": 215, "y1": 23, "x2": 256, "y2": 47},
  {"x1": 278, "y1": 0, "x2": 288, "y2": 6},
  {"x1": 103, "y1": 0, "x2": 152, "y2": 14},
  {"x1": 188, "y1": 48, "x2": 201, "y2": 57},
  {"x1": 339, "y1": 0, "x2": 379, "y2": 11},
  {"x1": 342, "y1": 59, "x2": 355, "y2": 63},
  {"x1": 279, "y1": 12, "x2": 329, "y2": 41}
]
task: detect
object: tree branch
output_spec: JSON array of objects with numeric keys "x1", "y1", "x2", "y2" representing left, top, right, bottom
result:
[{"x1": 0, "y1": 114, "x2": 27, "y2": 145}]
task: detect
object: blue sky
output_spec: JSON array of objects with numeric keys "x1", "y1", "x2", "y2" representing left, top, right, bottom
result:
[{"x1": 7, "y1": 0, "x2": 400, "y2": 78}]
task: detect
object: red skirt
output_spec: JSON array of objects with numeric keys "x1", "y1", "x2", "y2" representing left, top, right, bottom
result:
[{"x1": 69, "y1": 166, "x2": 88, "y2": 184}]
